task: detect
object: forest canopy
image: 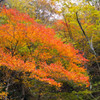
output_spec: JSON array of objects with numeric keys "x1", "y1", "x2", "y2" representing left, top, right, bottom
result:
[{"x1": 0, "y1": 0, "x2": 100, "y2": 100}]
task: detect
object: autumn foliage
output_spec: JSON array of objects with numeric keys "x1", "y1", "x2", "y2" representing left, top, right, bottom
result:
[{"x1": 0, "y1": 7, "x2": 89, "y2": 88}]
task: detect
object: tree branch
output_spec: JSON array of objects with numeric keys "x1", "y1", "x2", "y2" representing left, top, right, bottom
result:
[{"x1": 76, "y1": 12, "x2": 88, "y2": 41}]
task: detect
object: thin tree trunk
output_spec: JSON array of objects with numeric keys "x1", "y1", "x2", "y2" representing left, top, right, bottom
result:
[
  {"x1": 37, "y1": 89, "x2": 42, "y2": 100},
  {"x1": 4, "y1": 78, "x2": 10, "y2": 100},
  {"x1": 21, "y1": 84, "x2": 25, "y2": 100}
]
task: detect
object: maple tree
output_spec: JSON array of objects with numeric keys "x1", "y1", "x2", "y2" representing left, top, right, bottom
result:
[
  {"x1": 0, "y1": 6, "x2": 91, "y2": 99},
  {"x1": 0, "y1": 7, "x2": 89, "y2": 88}
]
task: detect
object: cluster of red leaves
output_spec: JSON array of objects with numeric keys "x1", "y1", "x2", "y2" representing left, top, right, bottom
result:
[{"x1": 0, "y1": 7, "x2": 90, "y2": 87}]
